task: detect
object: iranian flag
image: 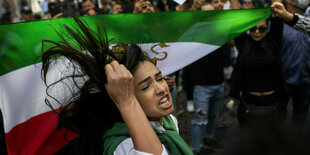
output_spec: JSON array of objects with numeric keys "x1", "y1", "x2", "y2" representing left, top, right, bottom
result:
[{"x1": 0, "y1": 8, "x2": 271, "y2": 155}]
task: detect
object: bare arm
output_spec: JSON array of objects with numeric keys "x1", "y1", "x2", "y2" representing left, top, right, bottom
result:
[
  {"x1": 271, "y1": 2, "x2": 294, "y2": 22},
  {"x1": 105, "y1": 61, "x2": 163, "y2": 155}
]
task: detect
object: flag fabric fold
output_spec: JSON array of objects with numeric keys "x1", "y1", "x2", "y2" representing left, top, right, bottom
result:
[{"x1": 0, "y1": 8, "x2": 271, "y2": 155}]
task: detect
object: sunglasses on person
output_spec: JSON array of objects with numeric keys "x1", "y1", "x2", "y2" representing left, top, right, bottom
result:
[
  {"x1": 242, "y1": 1, "x2": 253, "y2": 4},
  {"x1": 249, "y1": 26, "x2": 268, "y2": 33}
]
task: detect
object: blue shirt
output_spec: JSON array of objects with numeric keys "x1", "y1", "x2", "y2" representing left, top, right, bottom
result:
[{"x1": 281, "y1": 24, "x2": 310, "y2": 84}]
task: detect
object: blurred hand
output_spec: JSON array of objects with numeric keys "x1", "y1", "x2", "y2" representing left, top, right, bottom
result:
[
  {"x1": 164, "y1": 75, "x2": 176, "y2": 91},
  {"x1": 104, "y1": 61, "x2": 137, "y2": 109}
]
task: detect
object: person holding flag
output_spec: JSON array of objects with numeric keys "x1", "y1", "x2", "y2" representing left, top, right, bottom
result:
[
  {"x1": 229, "y1": 9, "x2": 285, "y2": 128},
  {"x1": 41, "y1": 17, "x2": 193, "y2": 155},
  {"x1": 271, "y1": 1, "x2": 310, "y2": 36}
]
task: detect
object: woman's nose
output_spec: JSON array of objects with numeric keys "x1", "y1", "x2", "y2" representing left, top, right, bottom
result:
[{"x1": 155, "y1": 82, "x2": 166, "y2": 95}]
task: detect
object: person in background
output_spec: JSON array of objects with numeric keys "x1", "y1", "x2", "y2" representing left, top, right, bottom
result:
[
  {"x1": 164, "y1": 73, "x2": 185, "y2": 116},
  {"x1": 190, "y1": 0, "x2": 206, "y2": 10},
  {"x1": 133, "y1": 0, "x2": 156, "y2": 13},
  {"x1": 19, "y1": 6, "x2": 34, "y2": 22},
  {"x1": 2, "y1": 0, "x2": 11, "y2": 14},
  {"x1": 175, "y1": 0, "x2": 191, "y2": 11},
  {"x1": 191, "y1": 2, "x2": 225, "y2": 154},
  {"x1": 241, "y1": 0, "x2": 255, "y2": 9},
  {"x1": 164, "y1": 75, "x2": 176, "y2": 108},
  {"x1": 277, "y1": 0, "x2": 310, "y2": 133},
  {"x1": 210, "y1": 0, "x2": 224, "y2": 10},
  {"x1": 39, "y1": 0, "x2": 49, "y2": 15},
  {"x1": 100, "y1": 0, "x2": 112, "y2": 14},
  {"x1": 272, "y1": 1, "x2": 310, "y2": 36},
  {"x1": 81, "y1": 0, "x2": 104, "y2": 16},
  {"x1": 173, "y1": 0, "x2": 193, "y2": 115},
  {"x1": 111, "y1": 2, "x2": 123, "y2": 14},
  {"x1": 43, "y1": 0, "x2": 80, "y2": 19},
  {"x1": 118, "y1": 0, "x2": 134, "y2": 13}
]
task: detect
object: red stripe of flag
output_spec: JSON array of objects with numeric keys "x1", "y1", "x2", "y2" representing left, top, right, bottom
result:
[{"x1": 5, "y1": 110, "x2": 77, "y2": 155}]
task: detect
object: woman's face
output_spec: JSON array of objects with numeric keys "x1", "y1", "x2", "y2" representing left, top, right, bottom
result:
[
  {"x1": 133, "y1": 61, "x2": 174, "y2": 121},
  {"x1": 250, "y1": 20, "x2": 268, "y2": 41}
]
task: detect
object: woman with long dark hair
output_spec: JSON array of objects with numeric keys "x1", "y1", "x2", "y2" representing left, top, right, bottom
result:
[{"x1": 41, "y1": 17, "x2": 193, "y2": 155}]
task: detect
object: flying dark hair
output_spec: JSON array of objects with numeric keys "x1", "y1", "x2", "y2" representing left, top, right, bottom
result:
[{"x1": 41, "y1": 17, "x2": 151, "y2": 154}]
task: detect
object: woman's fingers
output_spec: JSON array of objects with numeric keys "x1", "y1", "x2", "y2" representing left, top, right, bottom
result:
[
  {"x1": 104, "y1": 63, "x2": 113, "y2": 81},
  {"x1": 271, "y1": 2, "x2": 293, "y2": 22},
  {"x1": 104, "y1": 61, "x2": 135, "y2": 108},
  {"x1": 105, "y1": 61, "x2": 129, "y2": 82},
  {"x1": 110, "y1": 60, "x2": 121, "y2": 72},
  {"x1": 105, "y1": 61, "x2": 132, "y2": 81},
  {"x1": 120, "y1": 64, "x2": 133, "y2": 79}
]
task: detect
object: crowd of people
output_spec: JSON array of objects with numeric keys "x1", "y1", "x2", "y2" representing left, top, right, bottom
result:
[
  {"x1": 1, "y1": 0, "x2": 172, "y2": 23},
  {"x1": 1, "y1": 0, "x2": 310, "y2": 154}
]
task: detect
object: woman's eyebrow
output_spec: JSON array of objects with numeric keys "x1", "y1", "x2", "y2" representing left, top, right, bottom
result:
[
  {"x1": 138, "y1": 71, "x2": 161, "y2": 85},
  {"x1": 139, "y1": 77, "x2": 151, "y2": 85}
]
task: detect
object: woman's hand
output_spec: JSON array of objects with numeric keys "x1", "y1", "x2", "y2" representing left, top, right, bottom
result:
[
  {"x1": 104, "y1": 61, "x2": 137, "y2": 109},
  {"x1": 271, "y1": 2, "x2": 294, "y2": 22},
  {"x1": 105, "y1": 61, "x2": 163, "y2": 155}
]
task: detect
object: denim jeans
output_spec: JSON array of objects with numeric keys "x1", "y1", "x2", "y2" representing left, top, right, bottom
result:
[{"x1": 191, "y1": 84, "x2": 224, "y2": 151}]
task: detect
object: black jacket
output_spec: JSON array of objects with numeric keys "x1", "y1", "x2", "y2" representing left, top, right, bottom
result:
[{"x1": 229, "y1": 17, "x2": 285, "y2": 100}]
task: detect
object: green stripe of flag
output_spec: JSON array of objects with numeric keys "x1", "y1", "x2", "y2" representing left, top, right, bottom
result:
[{"x1": 0, "y1": 8, "x2": 271, "y2": 76}]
